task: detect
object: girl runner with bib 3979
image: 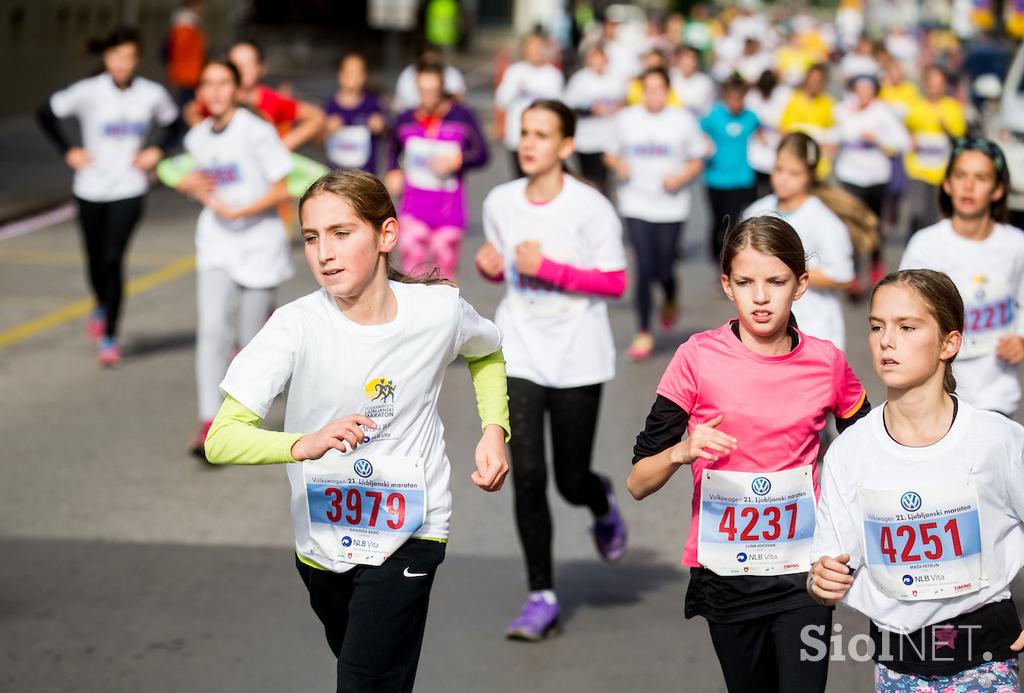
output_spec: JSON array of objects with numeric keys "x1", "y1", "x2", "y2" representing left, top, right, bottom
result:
[
  {"x1": 36, "y1": 26, "x2": 178, "y2": 367},
  {"x1": 204, "y1": 169, "x2": 510, "y2": 692},
  {"x1": 809, "y1": 269, "x2": 1024, "y2": 692},
  {"x1": 900, "y1": 138, "x2": 1024, "y2": 416},
  {"x1": 475, "y1": 99, "x2": 629, "y2": 642},
  {"x1": 629, "y1": 216, "x2": 869, "y2": 693}
]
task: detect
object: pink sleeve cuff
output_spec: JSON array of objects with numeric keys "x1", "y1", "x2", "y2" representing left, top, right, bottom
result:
[{"x1": 535, "y1": 258, "x2": 627, "y2": 298}]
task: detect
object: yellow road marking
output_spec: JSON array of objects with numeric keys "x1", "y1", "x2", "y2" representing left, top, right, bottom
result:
[
  {"x1": 0, "y1": 250, "x2": 183, "y2": 266},
  {"x1": 0, "y1": 255, "x2": 196, "y2": 350}
]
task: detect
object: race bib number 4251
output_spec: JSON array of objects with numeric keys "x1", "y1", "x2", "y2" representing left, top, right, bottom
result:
[
  {"x1": 697, "y1": 467, "x2": 816, "y2": 576},
  {"x1": 304, "y1": 453, "x2": 425, "y2": 567},
  {"x1": 859, "y1": 482, "x2": 984, "y2": 600}
]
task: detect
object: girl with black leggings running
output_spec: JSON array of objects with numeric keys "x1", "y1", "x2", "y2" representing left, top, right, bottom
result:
[
  {"x1": 476, "y1": 99, "x2": 629, "y2": 640},
  {"x1": 37, "y1": 26, "x2": 178, "y2": 366}
]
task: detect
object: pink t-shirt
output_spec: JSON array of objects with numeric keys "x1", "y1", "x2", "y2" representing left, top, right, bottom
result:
[{"x1": 656, "y1": 321, "x2": 866, "y2": 567}]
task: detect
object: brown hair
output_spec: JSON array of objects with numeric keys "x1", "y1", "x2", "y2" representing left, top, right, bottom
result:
[
  {"x1": 872, "y1": 270, "x2": 963, "y2": 393},
  {"x1": 776, "y1": 132, "x2": 880, "y2": 254},
  {"x1": 523, "y1": 98, "x2": 576, "y2": 138},
  {"x1": 298, "y1": 170, "x2": 453, "y2": 286},
  {"x1": 721, "y1": 216, "x2": 807, "y2": 327}
]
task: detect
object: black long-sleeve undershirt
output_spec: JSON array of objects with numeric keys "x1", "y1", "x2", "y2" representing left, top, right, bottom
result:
[{"x1": 631, "y1": 394, "x2": 872, "y2": 465}]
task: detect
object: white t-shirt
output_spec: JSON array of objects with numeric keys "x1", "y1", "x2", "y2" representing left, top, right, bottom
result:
[
  {"x1": 482, "y1": 175, "x2": 626, "y2": 388},
  {"x1": 839, "y1": 53, "x2": 880, "y2": 81},
  {"x1": 670, "y1": 70, "x2": 716, "y2": 118},
  {"x1": 610, "y1": 105, "x2": 707, "y2": 222},
  {"x1": 744, "y1": 195, "x2": 854, "y2": 350},
  {"x1": 184, "y1": 108, "x2": 295, "y2": 290},
  {"x1": 50, "y1": 73, "x2": 178, "y2": 202},
  {"x1": 811, "y1": 401, "x2": 1024, "y2": 633},
  {"x1": 561, "y1": 68, "x2": 624, "y2": 154},
  {"x1": 220, "y1": 282, "x2": 502, "y2": 573},
  {"x1": 833, "y1": 99, "x2": 910, "y2": 187},
  {"x1": 392, "y1": 64, "x2": 467, "y2": 113},
  {"x1": 901, "y1": 220, "x2": 1024, "y2": 414},
  {"x1": 745, "y1": 84, "x2": 793, "y2": 174},
  {"x1": 494, "y1": 62, "x2": 564, "y2": 150},
  {"x1": 736, "y1": 51, "x2": 777, "y2": 85}
]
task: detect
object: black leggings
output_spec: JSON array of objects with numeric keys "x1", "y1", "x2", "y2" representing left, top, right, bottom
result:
[
  {"x1": 76, "y1": 196, "x2": 145, "y2": 340},
  {"x1": 508, "y1": 377, "x2": 609, "y2": 592},
  {"x1": 625, "y1": 217, "x2": 683, "y2": 332},
  {"x1": 841, "y1": 182, "x2": 886, "y2": 268},
  {"x1": 576, "y1": 151, "x2": 609, "y2": 195},
  {"x1": 296, "y1": 540, "x2": 446, "y2": 693},
  {"x1": 708, "y1": 185, "x2": 757, "y2": 262},
  {"x1": 707, "y1": 604, "x2": 833, "y2": 693}
]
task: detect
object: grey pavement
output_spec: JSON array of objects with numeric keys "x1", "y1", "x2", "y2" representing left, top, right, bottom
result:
[{"x1": 2, "y1": 87, "x2": 1022, "y2": 693}]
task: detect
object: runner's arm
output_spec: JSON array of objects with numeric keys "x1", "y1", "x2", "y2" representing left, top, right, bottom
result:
[
  {"x1": 281, "y1": 99, "x2": 326, "y2": 151},
  {"x1": 628, "y1": 396, "x2": 691, "y2": 500},
  {"x1": 204, "y1": 395, "x2": 304, "y2": 464},
  {"x1": 533, "y1": 260, "x2": 626, "y2": 298},
  {"x1": 835, "y1": 396, "x2": 870, "y2": 433},
  {"x1": 35, "y1": 102, "x2": 73, "y2": 154},
  {"x1": 464, "y1": 348, "x2": 511, "y2": 442}
]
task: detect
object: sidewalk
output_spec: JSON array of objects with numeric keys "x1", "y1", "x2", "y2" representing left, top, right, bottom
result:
[{"x1": 0, "y1": 115, "x2": 73, "y2": 224}]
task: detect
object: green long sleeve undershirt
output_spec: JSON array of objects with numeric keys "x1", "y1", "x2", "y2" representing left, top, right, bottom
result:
[{"x1": 204, "y1": 348, "x2": 510, "y2": 465}]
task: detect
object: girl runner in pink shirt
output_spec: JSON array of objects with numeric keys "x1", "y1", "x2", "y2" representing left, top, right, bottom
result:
[{"x1": 629, "y1": 215, "x2": 869, "y2": 693}]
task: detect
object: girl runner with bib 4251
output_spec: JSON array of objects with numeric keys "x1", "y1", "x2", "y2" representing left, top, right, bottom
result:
[
  {"x1": 203, "y1": 169, "x2": 511, "y2": 692},
  {"x1": 629, "y1": 216, "x2": 870, "y2": 693},
  {"x1": 809, "y1": 269, "x2": 1024, "y2": 692}
]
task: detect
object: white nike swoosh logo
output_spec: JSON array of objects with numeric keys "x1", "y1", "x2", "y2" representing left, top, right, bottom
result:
[{"x1": 403, "y1": 568, "x2": 428, "y2": 578}]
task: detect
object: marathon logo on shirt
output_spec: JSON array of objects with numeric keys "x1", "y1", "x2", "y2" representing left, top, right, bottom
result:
[
  {"x1": 102, "y1": 120, "x2": 149, "y2": 137},
  {"x1": 359, "y1": 377, "x2": 399, "y2": 446},
  {"x1": 201, "y1": 164, "x2": 242, "y2": 186},
  {"x1": 627, "y1": 143, "x2": 672, "y2": 157}
]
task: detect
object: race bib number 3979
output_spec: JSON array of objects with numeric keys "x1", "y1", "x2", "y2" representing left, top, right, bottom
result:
[
  {"x1": 304, "y1": 453, "x2": 426, "y2": 567},
  {"x1": 697, "y1": 467, "x2": 816, "y2": 576},
  {"x1": 859, "y1": 482, "x2": 984, "y2": 600}
]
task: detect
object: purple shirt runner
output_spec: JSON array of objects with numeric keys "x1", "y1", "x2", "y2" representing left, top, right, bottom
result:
[
  {"x1": 389, "y1": 101, "x2": 488, "y2": 231},
  {"x1": 322, "y1": 92, "x2": 385, "y2": 174}
]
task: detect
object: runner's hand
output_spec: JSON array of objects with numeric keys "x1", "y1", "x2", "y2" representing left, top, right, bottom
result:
[
  {"x1": 368, "y1": 113, "x2": 386, "y2": 135},
  {"x1": 671, "y1": 414, "x2": 737, "y2": 465},
  {"x1": 291, "y1": 415, "x2": 377, "y2": 460},
  {"x1": 65, "y1": 147, "x2": 93, "y2": 171},
  {"x1": 385, "y1": 169, "x2": 404, "y2": 197},
  {"x1": 809, "y1": 554, "x2": 854, "y2": 604},
  {"x1": 614, "y1": 160, "x2": 630, "y2": 181},
  {"x1": 177, "y1": 170, "x2": 215, "y2": 201},
  {"x1": 471, "y1": 424, "x2": 508, "y2": 492},
  {"x1": 132, "y1": 146, "x2": 163, "y2": 172},
  {"x1": 663, "y1": 172, "x2": 689, "y2": 193},
  {"x1": 996, "y1": 336, "x2": 1024, "y2": 365},
  {"x1": 475, "y1": 242, "x2": 504, "y2": 278},
  {"x1": 514, "y1": 240, "x2": 544, "y2": 277},
  {"x1": 1010, "y1": 630, "x2": 1024, "y2": 652},
  {"x1": 325, "y1": 114, "x2": 344, "y2": 134},
  {"x1": 431, "y1": 150, "x2": 463, "y2": 177}
]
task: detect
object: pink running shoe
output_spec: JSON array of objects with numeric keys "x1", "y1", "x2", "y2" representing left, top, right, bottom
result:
[
  {"x1": 189, "y1": 420, "x2": 214, "y2": 460},
  {"x1": 87, "y1": 310, "x2": 106, "y2": 343},
  {"x1": 97, "y1": 337, "x2": 120, "y2": 367},
  {"x1": 626, "y1": 332, "x2": 654, "y2": 362}
]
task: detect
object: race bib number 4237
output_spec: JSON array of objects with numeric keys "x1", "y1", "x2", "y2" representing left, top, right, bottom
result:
[
  {"x1": 859, "y1": 482, "x2": 984, "y2": 600},
  {"x1": 697, "y1": 467, "x2": 816, "y2": 576}
]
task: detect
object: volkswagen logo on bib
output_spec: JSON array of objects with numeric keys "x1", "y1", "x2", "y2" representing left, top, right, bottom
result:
[
  {"x1": 751, "y1": 477, "x2": 772, "y2": 496},
  {"x1": 354, "y1": 459, "x2": 374, "y2": 479},
  {"x1": 900, "y1": 491, "x2": 922, "y2": 512}
]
